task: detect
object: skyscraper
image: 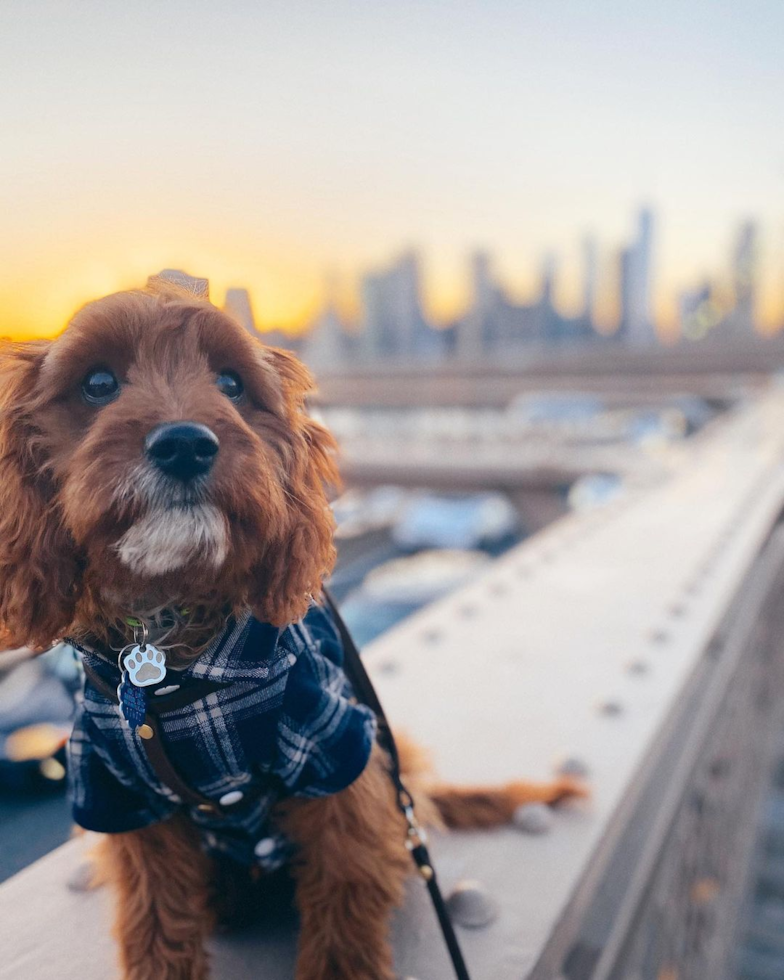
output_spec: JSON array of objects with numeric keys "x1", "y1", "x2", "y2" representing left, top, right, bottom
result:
[
  {"x1": 730, "y1": 220, "x2": 758, "y2": 336},
  {"x1": 538, "y1": 253, "x2": 559, "y2": 342},
  {"x1": 360, "y1": 270, "x2": 395, "y2": 359},
  {"x1": 457, "y1": 250, "x2": 499, "y2": 359},
  {"x1": 302, "y1": 275, "x2": 350, "y2": 371},
  {"x1": 224, "y1": 288, "x2": 256, "y2": 335},
  {"x1": 359, "y1": 250, "x2": 438, "y2": 362},
  {"x1": 582, "y1": 236, "x2": 598, "y2": 329},
  {"x1": 619, "y1": 208, "x2": 657, "y2": 345},
  {"x1": 540, "y1": 253, "x2": 556, "y2": 308}
]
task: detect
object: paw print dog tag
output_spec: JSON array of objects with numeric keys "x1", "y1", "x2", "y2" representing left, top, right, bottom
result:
[
  {"x1": 122, "y1": 645, "x2": 167, "y2": 687},
  {"x1": 117, "y1": 644, "x2": 167, "y2": 733}
]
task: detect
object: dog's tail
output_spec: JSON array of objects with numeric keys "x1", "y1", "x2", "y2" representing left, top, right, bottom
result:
[
  {"x1": 424, "y1": 777, "x2": 588, "y2": 829},
  {"x1": 394, "y1": 732, "x2": 588, "y2": 830}
]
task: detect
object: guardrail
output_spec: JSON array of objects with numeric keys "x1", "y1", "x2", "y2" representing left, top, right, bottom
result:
[{"x1": 2, "y1": 387, "x2": 784, "y2": 979}]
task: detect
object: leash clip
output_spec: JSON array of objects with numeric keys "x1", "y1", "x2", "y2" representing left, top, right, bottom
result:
[
  {"x1": 403, "y1": 804, "x2": 428, "y2": 846},
  {"x1": 399, "y1": 790, "x2": 432, "y2": 880}
]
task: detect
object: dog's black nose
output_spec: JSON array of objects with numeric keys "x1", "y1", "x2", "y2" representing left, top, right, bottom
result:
[{"x1": 145, "y1": 422, "x2": 219, "y2": 481}]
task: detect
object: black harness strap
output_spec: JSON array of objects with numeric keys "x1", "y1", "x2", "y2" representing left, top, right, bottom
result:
[
  {"x1": 322, "y1": 589, "x2": 473, "y2": 980},
  {"x1": 81, "y1": 662, "x2": 237, "y2": 817}
]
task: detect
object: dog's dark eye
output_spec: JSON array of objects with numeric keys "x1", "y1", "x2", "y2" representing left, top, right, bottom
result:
[
  {"x1": 81, "y1": 368, "x2": 119, "y2": 406},
  {"x1": 216, "y1": 371, "x2": 243, "y2": 401}
]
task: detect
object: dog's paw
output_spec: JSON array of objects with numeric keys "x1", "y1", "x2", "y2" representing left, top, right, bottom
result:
[
  {"x1": 297, "y1": 966, "x2": 393, "y2": 980},
  {"x1": 66, "y1": 860, "x2": 102, "y2": 893},
  {"x1": 123, "y1": 645, "x2": 166, "y2": 687},
  {"x1": 295, "y1": 945, "x2": 395, "y2": 980}
]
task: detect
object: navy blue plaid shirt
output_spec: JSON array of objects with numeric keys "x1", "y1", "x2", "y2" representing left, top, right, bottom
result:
[{"x1": 67, "y1": 604, "x2": 377, "y2": 869}]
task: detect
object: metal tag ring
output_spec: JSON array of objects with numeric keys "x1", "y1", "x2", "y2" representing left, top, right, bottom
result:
[{"x1": 132, "y1": 620, "x2": 149, "y2": 651}]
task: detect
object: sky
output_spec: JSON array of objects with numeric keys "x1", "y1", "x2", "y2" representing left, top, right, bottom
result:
[{"x1": 2, "y1": 0, "x2": 784, "y2": 339}]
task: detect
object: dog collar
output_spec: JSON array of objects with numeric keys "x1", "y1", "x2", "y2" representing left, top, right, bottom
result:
[{"x1": 123, "y1": 606, "x2": 190, "y2": 630}]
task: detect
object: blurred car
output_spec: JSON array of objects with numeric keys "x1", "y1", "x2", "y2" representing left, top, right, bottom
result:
[
  {"x1": 340, "y1": 549, "x2": 489, "y2": 646},
  {"x1": 391, "y1": 492, "x2": 519, "y2": 552},
  {"x1": 0, "y1": 643, "x2": 79, "y2": 793}
]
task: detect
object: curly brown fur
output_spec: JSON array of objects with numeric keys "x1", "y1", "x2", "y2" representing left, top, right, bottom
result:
[
  {"x1": 276, "y1": 745, "x2": 411, "y2": 980},
  {"x1": 99, "y1": 815, "x2": 214, "y2": 980},
  {"x1": 0, "y1": 341, "x2": 82, "y2": 649},
  {"x1": 0, "y1": 285, "x2": 338, "y2": 659}
]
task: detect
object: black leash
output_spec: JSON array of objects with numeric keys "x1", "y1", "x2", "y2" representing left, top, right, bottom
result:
[{"x1": 322, "y1": 589, "x2": 473, "y2": 980}]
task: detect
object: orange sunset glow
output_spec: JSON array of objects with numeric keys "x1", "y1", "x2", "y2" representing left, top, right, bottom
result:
[{"x1": 2, "y1": 2, "x2": 784, "y2": 342}]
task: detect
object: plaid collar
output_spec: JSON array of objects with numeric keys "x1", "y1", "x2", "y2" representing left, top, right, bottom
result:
[{"x1": 182, "y1": 612, "x2": 291, "y2": 683}]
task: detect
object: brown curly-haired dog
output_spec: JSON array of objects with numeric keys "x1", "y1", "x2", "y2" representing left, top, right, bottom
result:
[{"x1": 0, "y1": 285, "x2": 584, "y2": 980}]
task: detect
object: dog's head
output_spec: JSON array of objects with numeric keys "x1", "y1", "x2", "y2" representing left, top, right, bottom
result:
[{"x1": 0, "y1": 285, "x2": 338, "y2": 650}]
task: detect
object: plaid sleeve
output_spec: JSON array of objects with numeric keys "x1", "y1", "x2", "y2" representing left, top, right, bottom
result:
[
  {"x1": 67, "y1": 709, "x2": 176, "y2": 833},
  {"x1": 271, "y1": 608, "x2": 377, "y2": 798}
]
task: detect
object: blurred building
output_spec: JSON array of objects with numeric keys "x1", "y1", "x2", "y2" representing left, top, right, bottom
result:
[
  {"x1": 456, "y1": 250, "x2": 503, "y2": 360},
  {"x1": 538, "y1": 253, "x2": 558, "y2": 341},
  {"x1": 679, "y1": 281, "x2": 721, "y2": 342},
  {"x1": 223, "y1": 288, "x2": 256, "y2": 334},
  {"x1": 729, "y1": 220, "x2": 758, "y2": 337},
  {"x1": 540, "y1": 250, "x2": 597, "y2": 345},
  {"x1": 582, "y1": 236, "x2": 598, "y2": 330},
  {"x1": 301, "y1": 279, "x2": 352, "y2": 371},
  {"x1": 455, "y1": 247, "x2": 599, "y2": 359},
  {"x1": 679, "y1": 221, "x2": 759, "y2": 345},
  {"x1": 359, "y1": 251, "x2": 444, "y2": 363},
  {"x1": 147, "y1": 269, "x2": 209, "y2": 299},
  {"x1": 619, "y1": 208, "x2": 657, "y2": 346},
  {"x1": 359, "y1": 271, "x2": 393, "y2": 359},
  {"x1": 223, "y1": 286, "x2": 299, "y2": 352}
]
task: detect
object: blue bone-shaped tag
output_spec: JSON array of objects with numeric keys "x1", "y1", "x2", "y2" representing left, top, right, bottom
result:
[{"x1": 118, "y1": 675, "x2": 148, "y2": 732}]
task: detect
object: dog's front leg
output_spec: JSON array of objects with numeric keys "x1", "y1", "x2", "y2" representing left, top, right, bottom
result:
[
  {"x1": 278, "y1": 745, "x2": 411, "y2": 980},
  {"x1": 99, "y1": 815, "x2": 214, "y2": 980}
]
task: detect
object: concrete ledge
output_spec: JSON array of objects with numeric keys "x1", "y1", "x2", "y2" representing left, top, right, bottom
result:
[{"x1": 3, "y1": 390, "x2": 784, "y2": 979}]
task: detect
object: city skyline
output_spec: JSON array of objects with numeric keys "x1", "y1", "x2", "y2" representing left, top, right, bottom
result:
[
  {"x1": 2, "y1": 207, "x2": 781, "y2": 346},
  {"x1": 248, "y1": 207, "x2": 773, "y2": 368},
  {"x1": 3, "y1": 1, "x2": 784, "y2": 340},
  {"x1": 253, "y1": 207, "x2": 769, "y2": 347}
]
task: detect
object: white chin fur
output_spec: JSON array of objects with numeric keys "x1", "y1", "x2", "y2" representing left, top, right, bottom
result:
[{"x1": 116, "y1": 504, "x2": 229, "y2": 577}]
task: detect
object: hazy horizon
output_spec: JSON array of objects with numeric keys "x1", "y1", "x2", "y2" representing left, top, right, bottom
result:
[{"x1": 2, "y1": 0, "x2": 783, "y2": 340}]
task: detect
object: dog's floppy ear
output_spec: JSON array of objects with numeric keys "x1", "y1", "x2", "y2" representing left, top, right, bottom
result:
[
  {"x1": 251, "y1": 347, "x2": 340, "y2": 627},
  {"x1": 0, "y1": 342, "x2": 80, "y2": 650}
]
